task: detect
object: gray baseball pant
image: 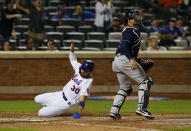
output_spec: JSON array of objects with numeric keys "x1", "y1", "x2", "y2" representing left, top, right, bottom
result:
[{"x1": 110, "y1": 55, "x2": 150, "y2": 114}]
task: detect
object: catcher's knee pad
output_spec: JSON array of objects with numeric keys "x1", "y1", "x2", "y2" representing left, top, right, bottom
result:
[
  {"x1": 110, "y1": 86, "x2": 132, "y2": 114},
  {"x1": 140, "y1": 77, "x2": 153, "y2": 90},
  {"x1": 118, "y1": 86, "x2": 133, "y2": 97},
  {"x1": 138, "y1": 78, "x2": 153, "y2": 109}
]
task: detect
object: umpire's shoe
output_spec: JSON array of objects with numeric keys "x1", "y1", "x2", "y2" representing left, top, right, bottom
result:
[
  {"x1": 109, "y1": 113, "x2": 121, "y2": 119},
  {"x1": 136, "y1": 109, "x2": 154, "y2": 119}
]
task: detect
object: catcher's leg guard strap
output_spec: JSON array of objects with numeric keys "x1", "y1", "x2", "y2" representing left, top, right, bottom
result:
[
  {"x1": 138, "y1": 78, "x2": 153, "y2": 110},
  {"x1": 110, "y1": 87, "x2": 132, "y2": 114},
  {"x1": 141, "y1": 77, "x2": 153, "y2": 90}
]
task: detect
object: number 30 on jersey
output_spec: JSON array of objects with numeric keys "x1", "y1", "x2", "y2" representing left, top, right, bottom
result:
[{"x1": 71, "y1": 85, "x2": 80, "y2": 94}]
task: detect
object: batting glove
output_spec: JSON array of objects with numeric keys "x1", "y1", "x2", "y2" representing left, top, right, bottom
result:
[{"x1": 73, "y1": 112, "x2": 80, "y2": 119}]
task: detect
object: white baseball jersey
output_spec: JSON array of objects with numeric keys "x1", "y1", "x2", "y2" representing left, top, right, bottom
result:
[
  {"x1": 63, "y1": 52, "x2": 93, "y2": 105},
  {"x1": 34, "y1": 52, "x2": 93, "y2": 117}
]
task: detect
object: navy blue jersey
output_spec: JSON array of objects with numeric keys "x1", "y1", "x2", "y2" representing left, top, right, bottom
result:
[
  {"x1": 116, "y1": 26, "x2": 141, "y2": 60},
  {"x1": 0, "y1": 8, "x2": 16, "y2": 38}
]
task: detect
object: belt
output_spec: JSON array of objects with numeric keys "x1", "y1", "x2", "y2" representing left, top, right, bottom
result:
[
  {"x1": 62, "y1": 92, "x2": 71, "y2": 105},
  {"x1": 62, "y1": 92, "x2": 68, "y2": 101}
]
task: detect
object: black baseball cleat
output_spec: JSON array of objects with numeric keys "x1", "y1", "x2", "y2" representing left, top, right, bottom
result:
[
  {"x1": 136, "y1": 109, "x2": 155, "y2": 120},
  {"x1": 145, "y1": 116, "x2": 155, "y2": 120},
  {"x1": 109, "y1": 113, "x2": 121, "y2": 119}
]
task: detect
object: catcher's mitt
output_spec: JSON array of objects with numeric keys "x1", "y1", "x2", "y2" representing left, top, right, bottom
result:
[{"x1": 137, "y1": 58, "x2": 154, "y2": 73}]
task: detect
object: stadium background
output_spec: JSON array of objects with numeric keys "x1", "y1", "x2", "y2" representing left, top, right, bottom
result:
[
  {"x1": 0, "y1": 0, "x2": 191, "y2": 51},
  {"x1": 0, "y1": 0, "x2": 191, "y2": 131},
  {"x1": 0, "y1": 0, "x2": 190, "y2": 96}
]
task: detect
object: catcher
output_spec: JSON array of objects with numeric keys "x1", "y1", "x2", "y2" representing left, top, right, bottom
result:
[{"x1": 109, "y1": 9, "x2": 154, "y2": 120}]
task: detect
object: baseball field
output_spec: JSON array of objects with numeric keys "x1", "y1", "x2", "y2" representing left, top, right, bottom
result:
[
  {"x1": 0, "y1": 51, "x2": 190, "y2": 131},
  {"x1": 0, "y1": 94, "x2": 191, "y2": 131}
]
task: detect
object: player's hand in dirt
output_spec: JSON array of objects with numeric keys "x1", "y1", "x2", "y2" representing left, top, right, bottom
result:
[
  {"x1": 73, "y1": 112, "x2": 80, "y2": 119},
  {"x1": 130, "y1": 59, "x2": 137, "y2": 70},
  {"x1": 70, "y1": 41, "x2": 74, "y2": 52}
]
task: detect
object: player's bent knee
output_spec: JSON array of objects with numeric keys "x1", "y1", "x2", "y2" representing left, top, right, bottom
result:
[
  {"x1": 34, "y1": 95, "x2": 41, "y2": 104},
  {"x1": 118, "y1": 86, "x2": 132, "y2": 96},
  {"x1": 34, "y1": 96, "x2": 39, "y2": 103}
]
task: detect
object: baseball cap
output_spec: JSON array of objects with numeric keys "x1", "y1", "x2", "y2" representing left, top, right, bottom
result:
[{"x1": 80, "y1": 60, "x2": 94, "y2": 72}]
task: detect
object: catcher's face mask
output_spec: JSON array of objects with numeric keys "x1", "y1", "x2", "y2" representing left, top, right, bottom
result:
[{"x1": 128, "y1": 10, "x2": 144, "y2": 28}]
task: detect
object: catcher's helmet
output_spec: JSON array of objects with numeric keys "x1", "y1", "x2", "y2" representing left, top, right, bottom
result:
[
  {"x1": 80, "y1": 60, "x2": 94, "y2": 72},
  {"x1": 126, "y1": 9, "x2": 144, "y2": 27}
]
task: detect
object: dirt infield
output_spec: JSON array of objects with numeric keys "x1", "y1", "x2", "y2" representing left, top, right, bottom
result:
[{"x1": 0, "y1": 112, "x2": 191, "y2": 131}]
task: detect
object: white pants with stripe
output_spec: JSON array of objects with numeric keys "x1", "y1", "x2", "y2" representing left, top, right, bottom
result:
[{"x1": 34, "y1": 91, "x2": 73, "y2": 117}]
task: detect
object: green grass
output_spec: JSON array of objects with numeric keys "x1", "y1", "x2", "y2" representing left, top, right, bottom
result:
[
  {"x1": 159, "y1": 126, "x2": 191, "y2": 131},
  {"x1": 0, "y1": 100, "x2": 191, "y2": 114},
  {"x1": 0, "y1": 100, "x2": 40, "y2": 112},
  {"x1": 0, "y1": 128, "x2": 39, "y2": 131},
  {"x1": 82, "y1": 100, "x2": 191, "y2": 114}
]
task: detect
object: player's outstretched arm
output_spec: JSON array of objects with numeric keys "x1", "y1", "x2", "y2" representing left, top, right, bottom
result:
[
  {"x1": 73, "y1": 95, "x2": 87, "y2": 119},
  {"x1": 70, "y1": 40, "x2": 74, "y2": 52},
  {"x1": 69, "y1": 41, "x2": 81, "y2": 72}
]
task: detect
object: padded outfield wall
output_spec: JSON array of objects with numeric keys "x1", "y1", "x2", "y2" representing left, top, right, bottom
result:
[{"x1": 0, "y1": 51, "x2": 190, "y2": 94}]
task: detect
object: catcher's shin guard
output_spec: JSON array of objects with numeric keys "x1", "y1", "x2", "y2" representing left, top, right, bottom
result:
[
  {"x1": 110, "y1": 87, "x2": 132, "y2": 115},
  {"x1": 138, "y1": 78, "x2": 153, "y2": 110}
]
